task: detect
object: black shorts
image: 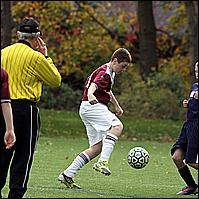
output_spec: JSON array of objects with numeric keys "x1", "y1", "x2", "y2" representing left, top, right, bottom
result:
[{"x1": 171, "y1": 120, "x2": 198, "y2": 164}]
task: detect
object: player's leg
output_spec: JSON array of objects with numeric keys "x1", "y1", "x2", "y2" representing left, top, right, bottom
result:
[
  {"x1": 58, "y1": 122, "x2": 102, "y2": 188},
  {"x1": 172, "y1": 148, "x2": 197, "y2": 195},
  {"x1": 60, "y1": 141, "x2": 102, "y2": 177},
  {"x1": 172, "y1": 148, "x2": 185, "y2": 169},
  {"x1": 186, "y1": 120, "x2": 198, "y2": 170},
  {"x1": 79, "y1": 102, "x2": 123, "y2": 176},
  {"x1": 84, "y1": 141, "x2": 102, "y2": 159},
  {"x1": 0, "y1": 120, "x2": 14, "y2": 198},
  {"x1": 179, "y1": 120, "x2": 198, "y2": 195},
  {"x1": 58, "y1": 142, "x2": 102, "y2": 189},
  {"x1": 98, "y1": 123, "x2": 123, "y2": 163},
  {"x1": 93, "y1": 113, "x2": 123, "y2": 176},
  {"x1": 93, "y1": 127, "x2": 121, "y2": 175},
  {"x1": 172, "y1": 121, "x2": 198, "y2": 195}
]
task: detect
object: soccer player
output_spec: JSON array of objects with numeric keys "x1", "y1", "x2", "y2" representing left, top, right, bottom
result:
[
  {"x1": 171, "y1": 61, "x2": 198, "y2": 195},
  {"x1": 58, "y1": 48, "x2": 132, "y2": 189},
  {"x1": 0, "y1": 68, "x2": 16, "y2": 151},
  {"x1": 0, "y1": 18, "x2": 62, "y2": 198}
]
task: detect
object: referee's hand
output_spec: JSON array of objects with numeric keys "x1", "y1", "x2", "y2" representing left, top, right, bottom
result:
[{"x1": 36, "y1": 37, "x2": 48, "y2": 56}]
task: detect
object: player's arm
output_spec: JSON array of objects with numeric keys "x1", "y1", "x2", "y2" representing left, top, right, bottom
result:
[
  {"x1": 1, "y1": 102, "x2": 16, "y2": 149},
  {"x1": 87, "y1": 83, "x2": 98, "y2": 105},
  {"x1": 1, "y1": 69, "x2": 16, "y2": 149},
  {"x1": 110, "y1": 90, "x2": 123, "y2": 116}
]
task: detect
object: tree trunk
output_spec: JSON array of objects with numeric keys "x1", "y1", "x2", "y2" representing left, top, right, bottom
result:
[
  {"x1": 184, "y1": 1, "x2": 198, "y2": 79},
  {"x1": 137, "y1": 1, "x2": 158, "y2": 78},
  {"x1": 2, "y1": 1, "x2": 12, "y2": 48}
]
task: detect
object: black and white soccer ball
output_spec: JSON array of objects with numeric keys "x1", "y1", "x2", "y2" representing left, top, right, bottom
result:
[{"x1": 128, "y1": 147, "x2": 149, "y2": 169}]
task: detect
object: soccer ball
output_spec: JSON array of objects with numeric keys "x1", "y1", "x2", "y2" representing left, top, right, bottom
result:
[{"x1": 128, "y1": 147, "x2": 149, "y2": 169}]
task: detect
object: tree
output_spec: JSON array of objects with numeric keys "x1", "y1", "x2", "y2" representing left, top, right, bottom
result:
[
  {"x1": 74, "y1": 1, "x2": 126, "y2": 46},
  {"x1": 137, "y1": 1, "x2": 158, "y2": 78},
  {"x1": 184, "y1": 1, "x2": 198, "y2": 78},
  {"x1": 1, "y1": 1, "x2": 12, "y2": 48},
  {"x1": 10, "y1": 1, "x2": 132, "y2": 80}
]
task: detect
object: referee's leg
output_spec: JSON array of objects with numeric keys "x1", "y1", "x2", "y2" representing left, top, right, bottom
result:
[{"x1": 8, "y1": 104, "x2": 40, "y2": 198}]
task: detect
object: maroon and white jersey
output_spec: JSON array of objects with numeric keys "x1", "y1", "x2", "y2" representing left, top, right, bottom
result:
[
  {"x1": 1, "y1": 68, "x2": 11, "y2": 104},
  {"x1": 82, "y1": 62, "x2": 115, "y2": 106}
]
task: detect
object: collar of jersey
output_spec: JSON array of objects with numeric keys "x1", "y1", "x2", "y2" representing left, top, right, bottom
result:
[{"x1": 18, "y1": 40, "x2": 32, "y2": 48}]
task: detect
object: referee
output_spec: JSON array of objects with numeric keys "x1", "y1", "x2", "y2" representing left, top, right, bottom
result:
[{"x1": 0, "y1": 18, "x2": 62, "y2": 198}]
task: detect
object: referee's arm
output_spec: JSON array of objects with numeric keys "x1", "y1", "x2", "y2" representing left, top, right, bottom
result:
[{"x1": 35, "y1": 55, "x2": 62, "y2": 87}]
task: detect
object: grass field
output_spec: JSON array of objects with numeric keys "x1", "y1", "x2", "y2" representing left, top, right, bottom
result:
[
  {"x1": 2, "y1": 137, "x2": 198, "y2": 198},
  {"x1": 1, "y1": 109, "x2": 198, "y2": 198},
  {"x1": 39, "y1": 109, "x2": 183, "y2": 142}
]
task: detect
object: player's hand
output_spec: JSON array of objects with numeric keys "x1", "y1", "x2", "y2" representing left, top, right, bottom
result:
[
  {"x1": 194, "y1": 91, "x2": 198, "y2": 99},
  {"x1": 4, "y1": 130, "x2": 16, "y2": 149},
  {"x1": 35, "y1": 37, "x2": 48, "y2": 56},
  {"x1": 115, "y1": 106, "x2": 124, "y2": 116},
  {"x1": 182, "y1": 99, "x2": 188, "y2": 108},
  {"x1": 88, "y1": 94, "x2": 98, "y2": 105}
]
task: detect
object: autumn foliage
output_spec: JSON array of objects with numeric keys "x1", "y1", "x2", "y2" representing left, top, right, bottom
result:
[{"x1": 2, "y1": 1, "x2": 195, "y2": 120}]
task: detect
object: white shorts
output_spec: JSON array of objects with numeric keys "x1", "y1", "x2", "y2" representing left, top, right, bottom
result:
[{"x1": 79, "y1": 101, "x2": 122, "y2": 147}]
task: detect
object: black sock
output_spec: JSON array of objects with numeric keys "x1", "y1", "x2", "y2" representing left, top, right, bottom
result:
[{"x1": 178, "y1": 165, "x2": 197, "y2": 187}]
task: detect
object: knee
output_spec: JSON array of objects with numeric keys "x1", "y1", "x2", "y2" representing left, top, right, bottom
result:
[
  {"x1": 117, "y1": 122, "x2": 124, "y2": 132},
  {"x1": 172, "y1": 153, "x2": 183, "y2": 164},
  {"x1": 112, "y1": 123, "x2": 123, "y2": 134}
]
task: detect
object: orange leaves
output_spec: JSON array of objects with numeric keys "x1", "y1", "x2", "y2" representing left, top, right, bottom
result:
[{"x1": 12, "y1": 1, "x2": 135, "y2": 77}]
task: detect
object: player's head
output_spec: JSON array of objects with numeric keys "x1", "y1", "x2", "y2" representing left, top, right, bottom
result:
[
  {"x1": 110, "y1": 48, "x2": 132, "y2": 74},
  {"x1": 195, "y1": 61, "x2": 198, "y2": 80},
  {"x1": 17, "y1": 18, "x2": 41, "y2": 40}
]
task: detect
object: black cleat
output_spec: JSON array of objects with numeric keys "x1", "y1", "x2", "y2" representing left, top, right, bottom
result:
[{"x1": 58, "y1": 173, "x2": 81, "y2": 189}]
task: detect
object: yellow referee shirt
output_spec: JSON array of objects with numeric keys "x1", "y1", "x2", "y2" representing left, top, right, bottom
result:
[{"x1": 1, "y1": 41, "x2": 62, "y2": 102}]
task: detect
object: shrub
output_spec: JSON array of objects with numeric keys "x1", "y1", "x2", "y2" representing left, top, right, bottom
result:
[
  {"x1": 39, "y1": 60, "x2": 188, "y2": 121},
  {"x1": 114, "y1": 66, "x2": 186, "y2": 120},
  {"x1": 39, "y1": 83, "x2": 83, "y2": 111}
]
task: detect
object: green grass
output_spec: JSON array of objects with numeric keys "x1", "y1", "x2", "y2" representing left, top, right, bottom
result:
[
  {"x1": 2, "y1": 137, "x2": 198, "y2": 198},
  {"x1": 2, "y1": 109, "x2": 197, "y2": 198},
  {"x1": 39, "y1": 109, "x2": 183, "y2": 142}
]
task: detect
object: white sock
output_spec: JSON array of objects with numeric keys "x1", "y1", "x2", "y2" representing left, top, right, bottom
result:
[
  {"x1": 63, "y1": 152, "x2": 90, "y2": 178},
  {"x1": 99, "y1": 133, "x2": 118, "y2": 162}
]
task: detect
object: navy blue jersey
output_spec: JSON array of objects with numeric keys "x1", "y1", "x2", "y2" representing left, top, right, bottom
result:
[
  {"x1": 187, "y1": 82, "x2": 198, "y2": 120},
  {"x1": 171, "y1": 82, "x2": 198, "y2": 163}
]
